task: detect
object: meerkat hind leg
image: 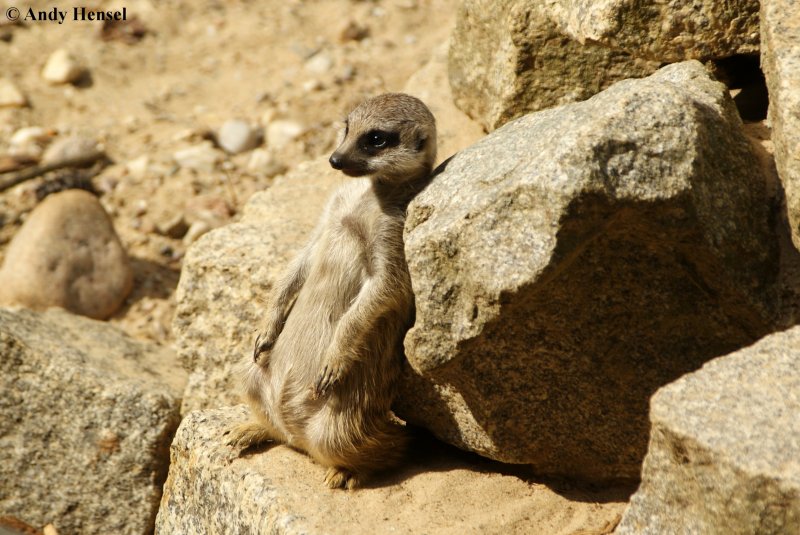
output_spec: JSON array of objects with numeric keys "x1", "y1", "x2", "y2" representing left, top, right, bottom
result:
[
  {"x1": 324, "y1": 466, "x2": 360, "y2": 490},
  {"x1": 225, "y1": 419, "x2": 277, "y2": 453}
]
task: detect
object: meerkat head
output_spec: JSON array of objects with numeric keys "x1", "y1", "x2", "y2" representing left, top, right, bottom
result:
[{"x1": 329, "y1": 93, "x2": 437, "y2": 183}]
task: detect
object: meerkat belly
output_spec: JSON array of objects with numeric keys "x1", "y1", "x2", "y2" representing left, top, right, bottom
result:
[{"x1": 266, "y1": 216, "x2": 371, "y2": 443}]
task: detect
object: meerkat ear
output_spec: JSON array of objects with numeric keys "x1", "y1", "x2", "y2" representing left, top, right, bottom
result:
[{"x1": 415, "y1": 133, "x2": 428, "y2": 152}]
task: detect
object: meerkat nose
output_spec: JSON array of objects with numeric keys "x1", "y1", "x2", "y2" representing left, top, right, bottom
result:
[{"x1": 329, "y1": 154, "x2": 344, "y2": 170}]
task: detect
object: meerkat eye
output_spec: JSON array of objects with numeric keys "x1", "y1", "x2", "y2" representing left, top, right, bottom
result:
[
  {"x1": 359, "y1": 130, "x2": 399, "y2": 153},
  {"x1": 367, "y1": 131, "x2": 388, "y2": 148}
]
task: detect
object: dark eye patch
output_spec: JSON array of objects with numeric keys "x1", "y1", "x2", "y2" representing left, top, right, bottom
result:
[{"x1": 358, "y1": 130, "x2": 400, "y2": 153}]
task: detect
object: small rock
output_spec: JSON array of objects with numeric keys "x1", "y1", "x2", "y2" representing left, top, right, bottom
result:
[
  {"x1": 0, "y1": 78, "x2": 27, "y2": 108},
  {"x1": 335, "y1": 64, "x2": 356, "y2": 83},
  {"x1": 133, "y1": 199, "x2": 148, "y2": 217},
  {"x1": 304, "y1": 52, "x2": 333, "y2": 74},
  {"x1": 339, "y1": 20, "x2": 370, "y2": 42},
  {"x1": 99, "y1": 15, "x2": 147, "y2": 44},
  {"x1": 41, "y1": 135, "x2": 102, "y2": 164},
  {"x1": 8, "y1": 126, "x2": 54, "y2": 160},
  {"x1": 126, "y1": 155, "x2": 149, "y2": 179},
  {"x1": 260, "y1": 108, "x2": 276, "y2": 127},
  {"x1": 0, "y1": 190, "x2": 133, "y2": 320},
  {"x1": 157, "y1": 213, "x2": 189, "y2": 239},
  {"x1": 41, "y1": 49, "x2": 86, "y2": 85},
  {"x1": 10, "y1": 126, "x2": 52, "y2": 147},
  {"x1": 246, "y1": 148, "x2": 288, "y2": 177},
  {"x1": 302, "y1": 79, "x2": 324, "y2": 92},
  {"x1": 217, "y1": 119, "x2": 260, "y2": 154},
  {"x1": 173, "y1": 142, "x2": 223, "y2": 173},
  {"x1": 265, "y1": 120, "x2": 305, "y2": 150},
  {"x1": 183, "y1": 220, "x2": 212, "y2": 245}
]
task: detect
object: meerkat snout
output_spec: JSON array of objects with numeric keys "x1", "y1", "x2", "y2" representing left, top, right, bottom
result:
[{"x1": 330, "y1": 93, "x2": 437, "y2": 182}]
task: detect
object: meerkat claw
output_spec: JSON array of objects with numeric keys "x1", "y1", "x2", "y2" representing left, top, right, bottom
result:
[
  {"x1": 253, "y1": 332, "x2": 274, "y2": 364},
  {"x1": 312, "y1": 363, "x2": 342, "y2": 399}
]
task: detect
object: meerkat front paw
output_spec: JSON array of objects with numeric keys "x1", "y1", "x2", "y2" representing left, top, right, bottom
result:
[
  {"x1": 224, "y1": 421, "x2": 274, "y2": 455},
  {"x1": 312, "y1": 351, "x2": 352, "y2": 399},
  {"x1": 324, "y1": 467, "x2": 359, "y2": 490},
  {"x1": 253, "y1": 331, "x2": 277, "y2": 365}
]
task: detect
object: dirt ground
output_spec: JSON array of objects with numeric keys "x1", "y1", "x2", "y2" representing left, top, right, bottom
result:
[{"x1": 0, "y1": 0, "x2": 456, "y2": 342}]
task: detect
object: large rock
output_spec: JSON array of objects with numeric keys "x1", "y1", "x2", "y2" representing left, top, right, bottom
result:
[
  {"x1": 397, "y1": 61, "x2": 778, "y2": 481},
  {"x1": 0, "y1": 308, "x2": 185, "y2": 535},
  {"x1": 616, "y1": 327, "x2": 800, "y2": 534},
  {"x1": 403, "y1": 40, "x2": 486, "y2": 162},
  {"x1": 0, "y1": 189, "x2": 133, "y2": 320},
  {"x1": 156, "y1": 405, "x2": 627, "y2": 535},
  {"x1": 173, "y1": 158, "x2": 342, "y2": 414},
  {"x1": 762, "y1": 0, "x2": 800, "y2": 251},
  {"x1": 449, "y1": 0, "x2": 660, "y2": 131},
  {"x1": 545, "y1": 0, "x2": 760, "y2": 62}
]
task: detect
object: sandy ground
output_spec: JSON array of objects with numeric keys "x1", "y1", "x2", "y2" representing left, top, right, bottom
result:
[{"x1": 0, "y1": 0, "x2": 456, "y2": 342}]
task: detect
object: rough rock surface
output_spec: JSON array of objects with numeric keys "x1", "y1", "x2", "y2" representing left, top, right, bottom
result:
[
  {"x1": 397, "y1": 61, "x2": 777, "y2": 481},
  {"x1": 403, "y1": 40, "x2": 486, "y2": 162},
  {"x1": 762, "y1": 0, "x2": 800, "y2": 251},
  {"x1": 0, "y1": 190, "x2": 133, "y2": 320},
  {"x1": 544, "y1": 0, "x2": 760, "y2": 62},
  {"x1": 156, "y1": 405, "x2": 627, "y2": 535},
  {"x1": 173, "y1": 158, "x2": 342, "y2": 413},
  {"x1": 448, "y1": 0, "x2": 660, "y2": 131},
  {"x1": 0, "y1": 308, "x2": 186, "y2": 535},
  {"x1": 616, "y1": 327, "x2": 800, "y2": 534}
]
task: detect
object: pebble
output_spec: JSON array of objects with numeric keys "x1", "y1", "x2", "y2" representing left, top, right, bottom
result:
[
  {"x1": 304, "y1": 53, "x2": 333, "y2": 75},
  {"x1": 335, "y1": 65, "x2": 356, "y2": 84},
  {"x1": 247, "y1": 148, "x2": 288, "y2": 177},
  {"x1": 302, "y1": 79, "x2": 324, "y2": 92},
  {"x1": 126, "y1": 155, "x2": 150, "y2": 179},
  {"x1": 41, "y1": 49, "x2": 86, "y2": 85},
  {"x1": 339, "y1": 21, "x2": 370, "y2": 42},
  {"x1": 183, "y1": 220, "x2": 212, "y2": 246},
  {"x1": 156, "y1": 214, "x2": 189, "y2": 239},
  {"x1": 42, "y1": 135, "x2": 102, "y2": 164},
  {"x1": 266, "y1": 120, "x2": 305, "y2": 150},
  {"x1": 0, "y1": 78, "x2": 27, "y2": 108},
  {"x1": 133, "y1": 199, "x2": 148, "y2": 217},
  {"x1": 217, "y1": 119, "x2": 260, "y2": 154},
  {"x1": 173, "y1": 142, "x2": 223, "y2": 173},
  {"x1": 9, "y1": 127, "x2": 54, "y2": 159},
  {"x1": 0, "y1": 189, "x2": 133, "y2": 320}
]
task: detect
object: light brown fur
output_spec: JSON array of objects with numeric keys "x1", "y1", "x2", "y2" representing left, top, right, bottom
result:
[{"x1": 227, "y1": 93, "x2": 437, "y2": 489}]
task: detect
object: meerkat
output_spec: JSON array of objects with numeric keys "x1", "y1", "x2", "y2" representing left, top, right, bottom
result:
[{"x1": 226, "y1": 93, "x2": 437, "y2": 489}]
